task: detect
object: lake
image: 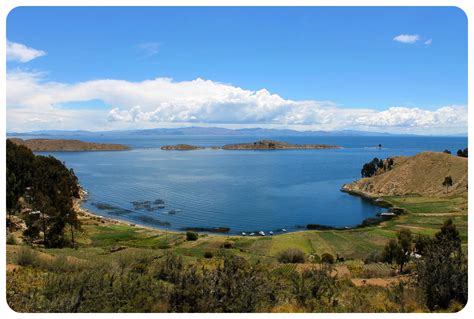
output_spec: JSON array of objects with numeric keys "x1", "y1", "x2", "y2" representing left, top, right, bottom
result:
[{"x1": 26, "y1": 134, "x2": 467, "y2": 234}]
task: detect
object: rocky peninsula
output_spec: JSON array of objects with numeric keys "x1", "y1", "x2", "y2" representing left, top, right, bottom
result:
[
  {"x1": 341, "y1": 152, "x2": 468, "y2": 198},
  {"x1": 8, "y1": 138, "x2": 129, "y2": 152}
]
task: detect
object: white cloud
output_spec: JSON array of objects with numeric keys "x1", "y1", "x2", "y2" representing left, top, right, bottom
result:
[
  {"x1": 7, "y1": 40, "x2": 46, "y2": 63},
  {"x1": 137, "y1": 42, "x2": 160, "y2": 57},
  {"x1": 393, "y1": 34, "x2": 420, "y2": 44},
  {"x1": 424, "y1": 39, "x2": 433, "y2": 45},
  {"x1": 6, "y1": 71, "x2": 467, "y2": 135}
]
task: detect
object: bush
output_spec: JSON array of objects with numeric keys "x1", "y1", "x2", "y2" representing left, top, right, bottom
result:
[
  {"x1": 15, "y1": 246, "x2": 37, "y2": 266},
  {"x1": 320, "y1": 253, "x2": 335, "y2": 264},
  {"x1": 277, "y1": 248, "x2": 305, "y2": 264},
  {"x1": 204, "y1": 251, "x2": 213, "y2": 259},
  {"x1": 364, "y1": 251, "x2": 382, "y2": 264},
  {"x1": 186, "y1": 231, "x2": 198, "y2": 241},
  {"x1": 222, "y1": 242, "x2": 234, "y2": 249},
  {"x1": 7, "y1": 233, "x2": 17, "y2": 245}
]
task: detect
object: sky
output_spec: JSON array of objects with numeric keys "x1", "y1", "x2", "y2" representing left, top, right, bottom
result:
[{"x1": 6, "y1": 6, "x2": 468, "y2": 135}]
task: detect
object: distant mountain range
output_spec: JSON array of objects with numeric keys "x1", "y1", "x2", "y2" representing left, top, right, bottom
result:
[{"x1": 7, "y1": 127, "x2": 426, "y2": 137}]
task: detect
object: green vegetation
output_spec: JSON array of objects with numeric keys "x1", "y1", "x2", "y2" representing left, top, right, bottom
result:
[
  {"x1": 442, "y1": 176, "x2": 453, "y2": 193},
  {"x1": 5, "y1": 146, "x2": 468, "y2": 312},
  {"x1": 277, "y1": 248, "x2": 305, "y2": 263},
  {"x1": 320, "y1": 253, "x2": 335, "y2": 264},
  {"x1": 7, "y1": 219, "x2": 467, "y2": 312},
  {"x1": 456, "y1": 148, "x2": 468, "y2": 158},
  {"x1": 7, "y1": 139, "x2": 81, "y2": 248},
  {"x1": 186, "y1": 231, "x2": 198, "y2": 241},
  {"x1": 361, "y1": 157, "x2": 393, "y2": 178}
]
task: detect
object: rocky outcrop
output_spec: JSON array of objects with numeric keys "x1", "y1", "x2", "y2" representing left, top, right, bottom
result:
[
  {"x1": 9, "y1": 138, "x2": 129, "y2": 152},
  {"x1": 342, "y1": 152, "x2": 468, "y2": 198},
  {"x1": 160, "y1": 144, "x2": 204, "y2": 150}
]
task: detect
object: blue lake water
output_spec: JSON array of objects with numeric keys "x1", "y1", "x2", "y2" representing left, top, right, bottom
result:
[{"x1": 26, "y1": 134, "x2": 467, "y2": 234}]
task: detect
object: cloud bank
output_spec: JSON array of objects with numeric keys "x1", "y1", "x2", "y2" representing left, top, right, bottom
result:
[
  {"x1": 7, "y1": 40, "x2": 46, "y2": 63},
  {"x1": 6, "y1": 71, "x2": 467, "y2": 135}
]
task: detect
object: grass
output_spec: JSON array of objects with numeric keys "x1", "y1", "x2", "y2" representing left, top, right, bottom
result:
[{"x1": 7, "y1": 194, "x2": 467, "y2": 276}]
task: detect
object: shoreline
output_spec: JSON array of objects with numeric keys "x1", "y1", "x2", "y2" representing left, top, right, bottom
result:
[{"x1": 73, "y1": 186, "x2": 399, "y2": 238}]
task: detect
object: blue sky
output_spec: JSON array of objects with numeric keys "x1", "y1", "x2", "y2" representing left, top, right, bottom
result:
[{"x1": 6, "y1": 6, "x2": 468, "y2": 134}]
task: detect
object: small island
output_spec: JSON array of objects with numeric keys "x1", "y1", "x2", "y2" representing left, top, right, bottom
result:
[
  {"x1": 161, "y1": 140, "x2": 340, "y2": 151},
  {"x1": 222, "y1": 140, "x2": 340, "y2": 150},
  {"x1": 160, "y1": 144, "x2": 204, "y2": 150},
  {"x1": 8, "y1": 138, "x2": 129, "y2": 152}
]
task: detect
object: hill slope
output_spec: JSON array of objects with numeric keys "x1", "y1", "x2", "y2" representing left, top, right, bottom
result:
[{"x1": 342, "y1": 152, "x2": 468, "y2": 197}]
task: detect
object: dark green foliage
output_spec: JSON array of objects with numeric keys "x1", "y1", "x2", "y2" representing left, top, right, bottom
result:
[
  {"x1": 443, "y1": 150, "x2": 451, "y2": 154},
  {"x1": 361, "y1": 157, "x2": 395, "y2": 178},
  {"x1": 6, "y1": 140, "x2": 81, "y2": 248},
  {"x1": 185, "y1": 231, "x2": 198, "y2": 241},
  {"x1": 414, "y1": 234, "x2": 430, "y2": 255},
  {"x1": 456, "y1": 148, "x2": 468, "y2": 158},
  {"x1": 204, "y1": 251, "x2": 213, "y2": 259},
  {"x1": 442, "y1": 176, "x2": 453, "y2": 193},
  {"x1": 320, "y1": 253, "x2": 335, "y2": 264},
  {"x1": 222, "y1": 241, "x2": 234, "y2": 249},
  {"x1": 382, "y1": 229, "x2": 412, "y2": 273},
  {"x1": 416, "y1": 219, "x2": 467, "y2": 310},
  {"x1": 277, "y1": 248, "x2": 305, "y2": 264}
]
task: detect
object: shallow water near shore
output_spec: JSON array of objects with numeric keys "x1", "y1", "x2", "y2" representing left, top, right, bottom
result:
[{"x1": 27, "y1": 134, "x2": 467, "y2": 234}]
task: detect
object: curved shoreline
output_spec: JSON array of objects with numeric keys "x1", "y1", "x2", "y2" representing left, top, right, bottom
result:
[{"x1": 74, "y1": 186, "x2": 397, "y2": 237}]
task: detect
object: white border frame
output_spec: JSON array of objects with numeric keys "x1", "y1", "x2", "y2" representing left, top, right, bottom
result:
[{"x1": 0, "y1": 1, "x2": 471, "y2": 318}]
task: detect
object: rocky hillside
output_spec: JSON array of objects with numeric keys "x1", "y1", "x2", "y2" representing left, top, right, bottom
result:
[
  {"x1": 9, "y1": 138, "x2": 129, "y2": 151},
  {"x1": 342, "y1": 152, "x2": 468, "y2": 197},
  {"x1": 222, "y1": 140, "x2": 340, "y2": 150}
]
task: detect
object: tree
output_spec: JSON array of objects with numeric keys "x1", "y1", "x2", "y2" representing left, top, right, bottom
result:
[
  {"x1": 442, "y1": 176, "x2": 453, "y2": 193},
  {"x1": 416, "y1": 220, "x2": 467, "y2": 310},
  {"x1": 395, "y1": 229, "x2": 412, "y2": 273},
  {"x1": 382, "y1": 228, "x2": 413, "y2": 273},
  {"x1": 443, "y1": 149, "x2": 451, "y2": 154},
  {"x1": 361, "y1": 158, "x2": 384, "y2": 177},
  {"x1": 6, "y1": 140, "x2": 81, "y2": 248},
  {"x1": 456, "y1": 148, "x2": 468, "y2": 158}
]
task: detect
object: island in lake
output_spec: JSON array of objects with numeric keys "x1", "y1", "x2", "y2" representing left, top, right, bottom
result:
[
  {"x1": 161, "y1": 139, "x2": 341, "y2": 151},
  {"x1": 8, "y1": 138, "x2": 129, "y2": 152}
]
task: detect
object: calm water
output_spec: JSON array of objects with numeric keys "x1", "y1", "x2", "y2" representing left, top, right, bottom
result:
[{"x1": 27, "y1": 135, "x2": 467, "y2": 234}]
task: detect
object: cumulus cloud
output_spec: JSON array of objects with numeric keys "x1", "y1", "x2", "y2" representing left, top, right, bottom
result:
[
  {"x1": 6, "y1": 70, "x2": 467, "y2": 135},
  {"x1": 7, "y1": 40, "x2": 46, "y2": 62},
  {"x1": 393, "y1": 34, "x2": 420, "y2": 44},
  {"x1": 424, "y1": 39, "x2": 432, "y2": 45}
]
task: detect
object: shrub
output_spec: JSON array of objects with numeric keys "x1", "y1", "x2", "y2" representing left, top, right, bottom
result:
[
  {"x1": 277, "y1": 248, "x2": 305, "y2": 264},
  {"x1": 222, "y1": 241, "x2": 234, "y2": 249},
  {"x1": 204, "y1": 251, "x2": 213, "y2": 259},
  {"x1": 186, "y1": 231, "x2": 198, "y2": 241},
  {"x1": 364, "y1": 251, "x2": 382, "y2": 264},
  {"x1": 15, "y1": 246, "x2": 37, "y2": 266},
  {"x1": 320, "y1": 253, "x2": 335, "y2": 264},
  {"x1": 7, "y1": 233, "x2": 17, "y2": 245}
]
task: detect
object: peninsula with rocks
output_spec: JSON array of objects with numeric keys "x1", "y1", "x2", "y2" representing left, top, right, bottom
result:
[{"x1": 8, "y1": 138, "x2": 129, "y2": 152}]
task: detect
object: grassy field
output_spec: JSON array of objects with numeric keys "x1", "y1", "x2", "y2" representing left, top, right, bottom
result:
[{"x1": 8, "y1": 193, "x2": 466, "y2": 266}]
